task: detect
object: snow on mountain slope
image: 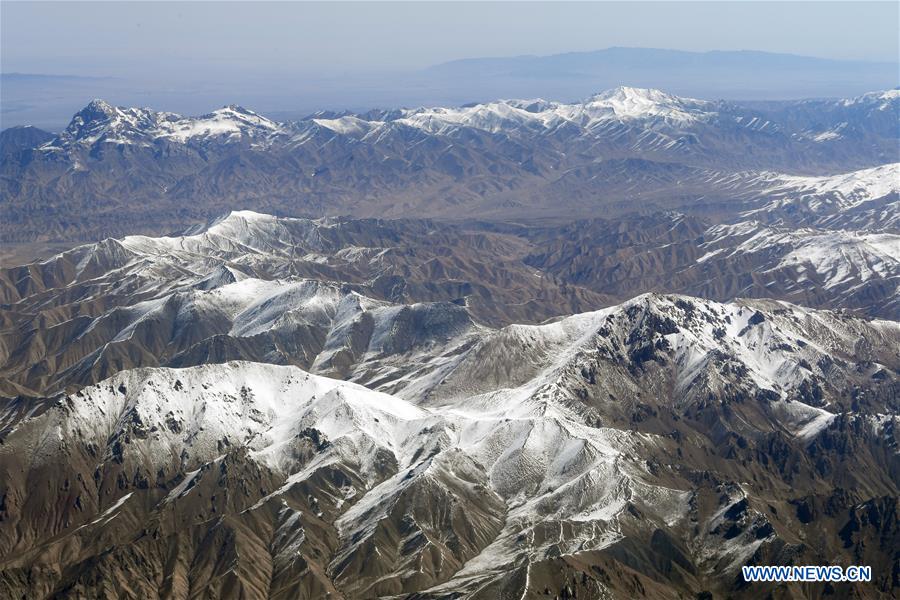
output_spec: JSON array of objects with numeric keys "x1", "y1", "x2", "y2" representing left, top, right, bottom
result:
[
  {"x1": 121, "y1": 210, "x2": 326, "y2": 265},
  {"x1": 699, "y1": 221, "x2": 899, "y2": 295},
  {"x1": 0, "y1": 272, "x2": 479, "y2": 397},
  {"x1": 778, "y1": 232, "x2": 898, "y2": 286},
  {"x1": 158, "y1": 106, "x2": 283, "y2": 142},
  {"x1": 744, "y1": 162, "x2": 900, "y2": 218},
  {"x1": 12, "y1": 362, "x2": 429, "y2": 476},
  {"x1": 2, "y1": 291, "x2": 897, "y2": 598},
  {"x1": 34, "y1": 87, "x2": 721, "y2": 153},
  {"x1": 841, "y1": 88, "x2": 900, "y2": 110},
  {"x1": 40, "y1": 99, "x2": 285, "y2": 152},
  {"x1": 414, "y1": 294, "x2": 899, "y2": 421},
  {"x1": 9, "y1": 211, "x2": 337, "y2": 302},
  {"x1": 311, "y1": 115, "x2": 386, "y2": 137},
  {"x1": 21, "y1": 204, "x2": 898, "y2": 318},
  {"x1": 395, "y1": 86, "x2": 713, "y2": 135},
  {"x1": 0, "y1": 360, "x2": 681, "y2": 595},
  {"x1": 11, "y1": 288, "x2": 897, "y2": 455},
  {"x1": 576, "y1": 86, "x2": 711, "y2": 123},
  {"x1": 33, "y1": 87, "x2": 899, "y2": 158},
  {"x1": 3, "y1": 208, "x2": 898, "y2": 399}
]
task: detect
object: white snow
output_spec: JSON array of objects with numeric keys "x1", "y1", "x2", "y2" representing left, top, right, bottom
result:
[
  {"x1": 700, "y1": 220, "x2": 900, "y2": 291},
  {"x1": 396, "y1": 86, "x2": 712, "y2": 135},
  {"x1": 55, "y1": 101, "x2": 285, "y2": 148},
  {"x1": 744, "y1": 163, "x2": 900, "y2": 215},
  {"x1": 5, "y1": 284, "x2": 897, "y2": 586},
  {"x1": 842, "y1": 89, "x2": 900, "y2": 110},
  {"x1": 158, "y1": 107, "x2": 282, "y2": 142},
  {"x1": 774, "y1": 163, "x2": 898, "y2": 208}
]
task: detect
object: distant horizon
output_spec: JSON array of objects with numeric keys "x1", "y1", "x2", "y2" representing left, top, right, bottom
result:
[
  {"x1": 3, "y1": 44, "x2": 899, "y2": 131},
  {"x1": 429, "y1": 45, "x2": 900, "y2": 67},
  {"x1": 4, "y1": 2, "x2": 898, "y2": 72},
  {"x1": 6, "y1": 45, "x2": 900, "y2": 81},
  {"x1": 3, "y1": 0, "x2": 898, "y2": 132}
]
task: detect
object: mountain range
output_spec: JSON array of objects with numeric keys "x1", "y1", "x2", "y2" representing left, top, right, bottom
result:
[
  {"x1": 2, "y1": 291, "x2": 898, "y2": 597},
  {"x1": 4, "y1": 47, "x2": 899, "y2": 131},
  {"x1": 0, "y1": 207, "x2": 898, "y2": 597},
  {"x1": 0, "y1": 83, "x2": 898, "y2": 598},
  {"x1": 2, "y1": 87, "x2": 897, "y2": 251},
  {"x1": 426, "y1": 47, "x2": 900, "y2": 100},
  {"x1": 1, "y1": 208, "x2": 897, "y2": 398}
]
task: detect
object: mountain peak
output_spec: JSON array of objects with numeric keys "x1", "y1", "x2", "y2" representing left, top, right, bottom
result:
[
  {"x1": 221, "y1": 104, "x2": 256, "y2": 115},
  {"x1": 590, "y1": 86, "x2": 681, "y2": 105},
  {"x1": 597, "y1": 85, "x2": 665, "y2": 98},
  {"x1": 77, "y1": 98, "x2": 119, "y2": 121},
  {"x1": 85, "y1": 98, "x2": 115, "y2": 110},
  {"x1": 61, "y1": 98, "x2": 129, "y2": 140},
  {"x1": 846, "y1": 88, "x2": 900, "y2": 107},
  {"x1": 581, "y1": 86, "x2": 705, "y2": 122},
  {"x1": 205, "y1": 105, "x2": 282, "y2": 132}
]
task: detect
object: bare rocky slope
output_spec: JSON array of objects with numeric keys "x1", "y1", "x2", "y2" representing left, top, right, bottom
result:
[
  {"x1": 2, "y1": 88, "x2": 897, "y2": 248},
  {"x1": 1, "y1": 86, "x2": 898, "y2": 599},
  {"x1": 1, "y1": 210, "x2": 897, "y2": 398},
  {"x1": 1, "y1": 293, "x2": 898, "y2": 599},
  {"x1": 0, "y1": 219, "x2": 898, "y2": 598}
]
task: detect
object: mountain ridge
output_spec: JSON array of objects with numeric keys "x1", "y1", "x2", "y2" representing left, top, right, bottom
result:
[
  {"x1": 2, "y1": 87, "x2": 897, "y2": 253},
  {"x1": 2, "y1": 204, "x2": 897, "y2": 397},
  {"x1": 2, "y1": 288, "x2": 897, "y2": 597},
  {"x1": 2, "y1": 30, "x2": 899, "y2": 599}
]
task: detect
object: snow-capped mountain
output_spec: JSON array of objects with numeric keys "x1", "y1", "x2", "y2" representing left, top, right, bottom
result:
[
  {"x1": 2, "y1": 209, "x2": 897, "y2": 397},
  {"x1": 741, "y1": 162, "x2": 900, "y2": 229},
  {"x1": 43, "y1": 88, "x2": 895, "y2": 148},
  {"x1": 2, "y1": 291, "x2": 897, "y2": 598},
  {"x1": 42, "y1": 87, "x2": 718, "y2": 147},
  {"x1": 40, "y1": 99, "x2": 286, "y2": 152},
  {"x1": 842, "y1": 88, "x2": 900, "y2": 109},
  {"x1": 1, "y1": 85, "x2": 899, "y2": 599},
  {"x1": 697, "y1": 220, "x2": 899, "y2": 301},
  {"x1": 525, "y1": 213, "x2": 899, "y2": 318},
  {"x1": 387, "y1": 86, "x2": 714, "y2": 135},
  {"x1": 3, "y1": 88, "x2": 896, "y2": 247},
  {"x1": 751, "y1": 163, "x2": 899, "y2": 212},
  {"x1": 767, "y1": 88, "x2": 900, "y2": 145}
]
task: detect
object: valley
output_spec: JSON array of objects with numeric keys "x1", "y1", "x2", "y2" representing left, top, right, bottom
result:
[{"x1": 0, "y1": 85, "x2": 897, "y2": 599}]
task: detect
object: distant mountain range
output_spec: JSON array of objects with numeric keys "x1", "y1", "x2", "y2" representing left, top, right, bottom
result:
[
  {"x1": 2, "y1": 47, "x2": 898, "y2": 130},
  {"x1": 2, "y1": 87, "x2": 897, "y2": 250},
  {"x1": 2, "y1": 74, "x2": 899, "y2": 598},
  {"x1": 427, "y1": 47, "x2": 900, "y2": 99}
]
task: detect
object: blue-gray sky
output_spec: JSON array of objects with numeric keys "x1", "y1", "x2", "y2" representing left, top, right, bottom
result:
[
  {"x1": 2, "y1": 2, "x2": 899, "y2": 129},
  {"x1": 4, "y1": 1, "x2": 899, "y2": 75}
]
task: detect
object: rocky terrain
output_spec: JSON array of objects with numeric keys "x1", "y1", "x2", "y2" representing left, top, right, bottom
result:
[
  {"x1": 1, "y1": 87, "x2": 897, "y2": 249},
  {"x1": 1, "y1": 210, "x2": 897, "y2": 398},
  {"x1": 1, "y1": 293, "x2": 898, "y2": 599},
  {"x1": 1, "y1": 85, "x2": 898, "y2": 599}
]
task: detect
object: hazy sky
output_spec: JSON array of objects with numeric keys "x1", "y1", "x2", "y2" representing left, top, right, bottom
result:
[
  {"x1": 3, "y1": 1, "x2": 899, "y2": 80},
  {"x1": 2, "y1": 1, "x2": 898, "y2": 130}
]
